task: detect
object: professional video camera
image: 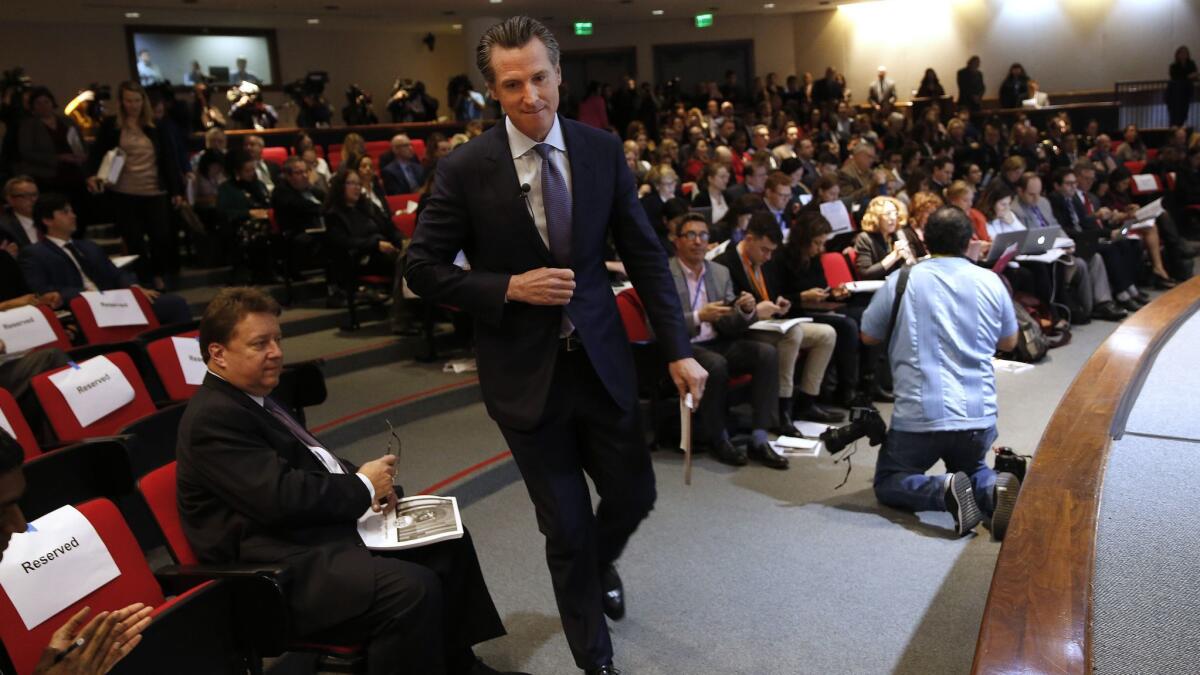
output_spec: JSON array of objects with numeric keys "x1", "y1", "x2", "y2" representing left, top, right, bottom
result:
[
  {"x1": 283, "y1": 71, "x2": 330, "y2": 103},
  {"x1": 64, "y1": 83, "x2": 111, "y2": 134},
  {"x1": 388, "y1": 78, "x2": 438, "y2": 123},
  {"x1": 342, "y1": 83, "x2": 378, "y2": 125},
  {"x1": 0, "y1": 67, "x2": 32, "y2": 98},
  {"x1": 819, "y1": 407, "x2": 887, "y2": 454},
  {"x1": 227, "y1": 81, "x2": 278, "y2": 130}
]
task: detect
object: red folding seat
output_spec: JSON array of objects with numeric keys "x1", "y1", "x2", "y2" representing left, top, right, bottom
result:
[{"x1": 31, "y1": 352, "x2": 157, "y2": 444}]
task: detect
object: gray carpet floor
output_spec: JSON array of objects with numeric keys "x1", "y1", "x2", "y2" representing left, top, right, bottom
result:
[
  {"x1": 1092, "y1": 310, "x2": 1200, "y2": 675},
  {"x1": 308, "y1": 316, "x2": 1123, "y2": 674}
]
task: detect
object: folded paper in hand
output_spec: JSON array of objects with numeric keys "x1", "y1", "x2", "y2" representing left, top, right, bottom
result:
[
  {"x1": 97, "y1": 147, "x2": 125, "y2": 186},
  {"x1": 1133, "y1": 197, "x2": 1163, "y2": 223},
  {"x1": 357, "y1": 495, "x2": 464, "y2": 551}
]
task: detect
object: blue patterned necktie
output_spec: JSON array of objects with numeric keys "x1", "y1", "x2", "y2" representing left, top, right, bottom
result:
[{"x1": 534, "y1": 143, "x2": 572, "y2": 266}]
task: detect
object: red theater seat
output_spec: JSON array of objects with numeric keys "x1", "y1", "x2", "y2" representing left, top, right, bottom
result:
[{"x1": 32, "y1": 352, "x2": 157, "y2": 444}]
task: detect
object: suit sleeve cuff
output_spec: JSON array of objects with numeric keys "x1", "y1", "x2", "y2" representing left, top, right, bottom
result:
[{"x1": 356, "y1": 473, "x2": 376, "y2": 502}]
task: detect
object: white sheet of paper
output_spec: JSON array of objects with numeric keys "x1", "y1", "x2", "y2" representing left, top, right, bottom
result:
[
  {"x1": 47, "y1": 356, "x2": 135, "y2": 427},
  {"x1": 405, "y1": 200, "x2": 419, "y2": 214},
  {"x1": 1053, "y1": 236, "x2": 1076, "y2": 249},
  {"x1": 171, "y1": 336, "x2": 207, "y2": 386},
  {"x1": 993, "y1": 358, "x2": 1034, "y2": 374},
  {"x1": 820, "y1": 201, "x2": 854, "y2": 235},
  {"x1": 80, "y1": 289, "x2": 148, "y2": 328},
  {"x1": 770, "y1": 435, "x2": 820, "y2": 457},
  {"x1": 0, "y1": 406, "x2": 14, "y2": 439},
  {"x1": 844, "y1": 280, "x2": 885, "y2": 293},
  {"x1": 705, "y1": 239, "x2": 730, "y2": 261},
  {"x1": 0, "y1": 305, "x2": 57, "y2": 353},
  {"x1": 109, "y1": 254, "x2": 139, "y2": 269},
  {"x1": 0, "y1": 505, "x2": 121, "y2": 630},
  {"x1": 1128, "y1": 219, "x2": 1156, "y2": 231},
  {"x1": 1131, "y1": 175, "x2": 1159, "y2": 192},
  {"x1": 792, "y1": 421, "x2": 832, "y2": 438},
  {"x1": 748, "y1": 317, "x2": 813, "y2": 333},
  {"x1": 1134, "y1": 197, "x2": 1164, "y2": 222},
  {"x1": 798, "y1": 194, "x2": 814, "y2": 206}
]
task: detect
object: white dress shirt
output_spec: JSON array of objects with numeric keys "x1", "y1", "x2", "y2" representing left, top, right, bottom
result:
[
  {"x1": 506, "y1": 115, "x2": 573, "y2": 251},
  {"x1": 681, "y1": 262, "x2": 719, "y2": 344},
  {"x1": 46, "y1": 236, "x2": 99, "y2": 292}
]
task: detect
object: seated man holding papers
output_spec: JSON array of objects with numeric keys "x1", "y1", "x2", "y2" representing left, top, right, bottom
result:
[
  {"x1": 18, "y1": 194, "x2": 190, "y2": 326},
  {"x1": 667, "y1": 213, "x2": 786, "y2": 470},
  {"x1": 0, "y1": 430, "x2": 153, "y2": 675},
  {"x1": 714, "y1": 212, "x2": 842, "y2": 427},
  {"x1": 176, "y1": 287, "x2": 518, "y2": 675}
]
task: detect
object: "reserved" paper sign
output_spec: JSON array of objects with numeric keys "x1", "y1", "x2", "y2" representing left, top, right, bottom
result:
[
  {"x1": 172, "y1": 336, "x2": 207, "y2": 385},
  {"x1": 0, "y1": 305, "x2": 57, "y2": 353},
  {"x1": 0, "y1": 406, "x2": 14, "y2": 439},
  {"x1": 47, "y1": 356, "x2": 135, "y2": 427},
  {"x1": 0, "y1": 505, "x2": 120, "y2": 629},
  {"x1": 80, "y1": 289, "x2": 148, "y2": 328}
]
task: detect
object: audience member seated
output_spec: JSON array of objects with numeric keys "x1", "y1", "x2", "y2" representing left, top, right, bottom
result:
[
  {"x1": 271, "y1": 156, "x2": 327, "y2": 280},
  {"x1": 837, "y1": 143, "x2": 879, "y2": 203},
  {"x1": 711, "y1": 193, "x2": 760, "y2": 245},
  {"x1": 1022, "y1": 80, "x2": 1050, "y2": 108},
  {"x1": 175, "y1": 288, "x2": 517, "y2": 675},
  {"x1": 945, "y1": 181, "x2": 990, "y2": 246},
  {"x1": 339, "y1": 132, "x2": 368, "y2": 173},
  {"x1": 667, "y1": 214, "x2": 782, "y2": 469},
  {"x1": 639, "y1": 164, "x2": 683, "y2": 235},
  {"x1": 0, "y1": 266, "x2": 68, "y2": 437},
  {"x1": 0, "y1": 430, "x2": 155, "y2": 674},
  {"x1": 242, "y1": 135, "x2": 279, "y2": 195},
  {"x1": 293, "y1": 132, "x2": 331, "y2": 186},
  {"x1": 715, "y1": 213, "x2": 841, "y2": 426},
  {"x1": 690, "y1": 161, "x2": 731, "y2": 224},
  {"x1": 217, "y1": 151, "x2": 275, "y2": 283},
  {"x1": 1114, "y1": 124, "x2": 1147, "y2": 163},
  {"x1": 761, "y1": 171, "x2": 802, "y2": 240},
  {"x1": 1, "y1": 176, "x2": 41, "y2": 250},
  {"x1": 20, "y1": 193, "x2": 191, "y2": 325},
  {"x1": 355, "y1": 154, "x2": 389, "y2": 214},
  {"x1": 324, "y1": 169, "x2": 403, "y2": 304},
  {"x1": 725, "y1": 152, "x2": 771, "y2": 202},
  {"x1": 381, "y1": 134, "x2": 425, "y2": 196},
  {"x1": 898, "y1": 191, "x2": 941, "y2": 260},
  {"x1": 854, "y1": 196, "x2": 911, "y2": 280}
]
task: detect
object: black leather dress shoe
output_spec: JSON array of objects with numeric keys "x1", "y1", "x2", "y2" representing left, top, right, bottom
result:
[
  {"x1": 1092, "y1": 301, "x2": 1127, "y2": 321},
  {"x1": 748, "y1": 439, "x2": 789, "y2": 470},
  {"x1": 584, "y1": 665, "x2": 621, "y2": 675},
  {"x1": 1118, "y1": 297, "x2": 1142, "y2": 313},
  {"x1": 601, "y1": 565, "x2": 625, "y2": 621},
  {"x1": 796, "y1": 403, "x2": 846, "y2": 424},
  {"x1": 712, "y1": 438, "x2": 748, "y2": 466},
  {"x1": 775, "y1": 399, "x2": 796, "y2": 435},
  {"x1": 1153, "y1": 274, "x2": 1177, "y2": 289},
  {"x1": 1134, "y1": 290, "x2": 1152, "y2": 304}
]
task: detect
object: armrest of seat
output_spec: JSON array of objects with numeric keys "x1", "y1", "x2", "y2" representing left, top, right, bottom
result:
[
  {"x1": 157, "y1": 562, "x2": 294, "y2": 591},
  {"x1": 155, "y1": 564, "x2": 293, "y2": 656}
]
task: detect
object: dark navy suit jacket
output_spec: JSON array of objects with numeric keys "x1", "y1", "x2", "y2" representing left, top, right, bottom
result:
[
  {"x1": 19, "y1": 238, "x2": 134, "y2": 300},
  {"x1": 405, "y1": 116, "x2": 691, "y2": 430}
]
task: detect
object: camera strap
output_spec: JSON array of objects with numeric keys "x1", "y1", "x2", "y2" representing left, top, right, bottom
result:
[{"x1": 884, "y1": 265, "x2": 912, "y2": 348}]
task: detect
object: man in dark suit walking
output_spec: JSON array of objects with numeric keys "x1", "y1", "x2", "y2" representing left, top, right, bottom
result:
[
  {"x1": 177, "y1": 287, "x2": 518, "y2": 675},
  {"x1": 406, "y1": 16, "x2": 707, "y2": 675}
]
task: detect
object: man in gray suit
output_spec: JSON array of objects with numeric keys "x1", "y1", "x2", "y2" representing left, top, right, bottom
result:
[
  {"x1": 867, "y1": 67, "x2": 897, "y2": 110},
  {"x1": 667, "y1": 213, "x2": 785, "y2": 469}
]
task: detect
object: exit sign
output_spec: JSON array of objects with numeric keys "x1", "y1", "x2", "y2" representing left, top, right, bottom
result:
[
  {"x1": 574, "y1": 21, "x2": 593, "y2": 36},
  {"x1": 695, "y1": 13, "x2": 713, "y2": 28}
]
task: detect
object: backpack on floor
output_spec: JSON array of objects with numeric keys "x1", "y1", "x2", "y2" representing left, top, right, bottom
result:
[{"x1": 1004, "y1": 302, "x2": 1049, "y2": 363}]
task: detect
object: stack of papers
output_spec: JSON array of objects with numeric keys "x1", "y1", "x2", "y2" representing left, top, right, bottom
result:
[
  {"x1": 844, "y1": 280, "x2": 885, "y2": 293},
  {"x1": 770, "y1": 435, "x2": 822, "y2": 457},
  {"x1": 749, "y1": 317, "x2": 812, "y2": 333},
  {"x1": 1016, "y1": 249, "x2": 1067, "y2": 264},
  {"x1": 993, "y1": 358, "x2": 1034, "y2": 374}
]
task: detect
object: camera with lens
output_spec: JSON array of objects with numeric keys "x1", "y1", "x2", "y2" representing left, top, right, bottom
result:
[
  {"x1": 284, "y1": 71, "x2": 329, "y2": 102},
  {"x1": 993, "y1": 446, "x2": 1027, "y2": 483},
  {"x1": 346, "y1": 84, "x2": 372, "y2": 106},
  {"x1": 1, "y1": 67, "x2": 33, "y2": 97},
  {"x1": 820, "y1": 407, "x2": 887, "y2": 454}
]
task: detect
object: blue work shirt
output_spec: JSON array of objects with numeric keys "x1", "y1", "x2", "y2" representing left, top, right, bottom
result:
[{"x1": 861, "y1": 257, "x2": 1017, "y2": 433}]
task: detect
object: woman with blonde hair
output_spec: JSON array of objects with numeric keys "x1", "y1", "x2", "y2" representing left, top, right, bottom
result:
[
  {"x1": 339, "y1": 132, "x2": 367, "y2": 170},
  {"x1": 898, "y1": 191, "x2": 942, "y2": 260},
  {"x1": 854, "y1": 195, "x2": 910, "y2": 279},
  {"x1": 85, "y1": 80, "x2": 183, "y2": 290}
]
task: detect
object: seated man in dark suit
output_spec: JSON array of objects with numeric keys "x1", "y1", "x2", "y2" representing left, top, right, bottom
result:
[
  {"x1": 381, "y1": 134, "x2": 425, "y2": 195},
  {"x1": 18, "y1": 193, "x2": 191, "y2": 325},
  {"x1": 668, "y1": 213, "x2": 785, "y2": 469},
  {"x1": 1, "y1": 176, "x2": 41, "y2": 251},
  {"x1": 270, "y1": 156, "x2": 326, "y2": 280},
  {"x1": 176, "y1": 287, "x2": 518, "y2": 675}
]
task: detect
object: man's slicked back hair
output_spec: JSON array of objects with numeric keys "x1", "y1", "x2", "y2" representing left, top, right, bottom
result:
[{"x1": 477, "y1": 16, "x2": 560, "y2": 86}]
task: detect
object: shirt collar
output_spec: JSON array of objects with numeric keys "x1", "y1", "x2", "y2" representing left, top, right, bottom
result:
[
  {"x1": 506, "y1": 114, "x2": 566, "y2": 160},
  {"x1": 207, "y1": 368, "x2": 265, "y2": 406},
  {"x1": 46, "y1": 235, "x2": 69, "y2": 247}
]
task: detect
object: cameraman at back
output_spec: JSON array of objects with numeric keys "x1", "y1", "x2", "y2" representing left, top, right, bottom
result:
[
  {"x1": 859, "y1": 206, "x2": 1021, "y2": 537},
  {"x1": 386, "y1": 79, "x2": 438, "y2": 123},
  {"x1": 342, "y1": 84, "x2": 378, "y2": 126}
]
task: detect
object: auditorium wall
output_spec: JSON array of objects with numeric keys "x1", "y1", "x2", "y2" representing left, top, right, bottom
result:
[
  {"x1": 0, "y1": 21, "x2": 465, "y2": 127},
  {"x1": 794, "y1": 0, "x2": 1200, "y2": 102}
]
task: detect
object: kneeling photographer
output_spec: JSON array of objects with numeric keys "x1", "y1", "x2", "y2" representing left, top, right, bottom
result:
[{"x1": 858, "y1": 206, "x2": 1021, "y2": 537}]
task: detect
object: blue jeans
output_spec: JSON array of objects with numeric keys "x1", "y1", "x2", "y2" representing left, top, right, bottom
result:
[{"x1": 873, "y1": 426, "x2": 998, "y2": 515}]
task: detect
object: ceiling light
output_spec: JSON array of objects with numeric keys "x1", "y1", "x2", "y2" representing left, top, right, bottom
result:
[
  {"x1": 306, "y1": 18, "x2": 320, "y2": 24},
  {"x1": 452, "y1": 23, "x2": 463, "y2": 29},
  {"x1": 763, "y1": 2, "x2": 776, "y2": 7},
  {"x1": 652, "y1": 9, "x2": 664, "y2": 15},
  {"x1": 125, "y1": 11, "x2": 140, "y2": 18},
  {"x1": 489, "y1": 0, "x2": 503, "y2": 4}
]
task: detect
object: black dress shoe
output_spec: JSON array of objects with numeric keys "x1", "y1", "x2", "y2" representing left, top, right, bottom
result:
[
  {"x1": 1134, "y1": 290, "x2": 1152, "y2": 304},
  {"x1": 712, "y1": 438, "x2": 748, "y2": 466},
  {"x1": 1153, "y1": 274, "x2": 1177, "y2": 289},
  {"x1": 796, "y1": 403, "x2": 846, "y2": 424},
  {"x1": 1117, "y1": 297, "x2": 1141, "y2": 313},
  {"x1": 775, "y1": 398, "x2": 796, "y2": 435},
  {"x1": 1092, "y1": 301, "x2": 1127, "y2": 321},
  {"x1": 601, "y1": 565, "x2": 625, "y2": 621},
  {"x1": 748, "y1": 439, "x2": 789, "y2": 470},
  {"x1": 584, "y1": 666, "x2": 621, "y2": 675}
]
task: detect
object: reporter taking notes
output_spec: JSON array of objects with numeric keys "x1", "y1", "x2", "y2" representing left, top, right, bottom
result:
[{"x1": 176, "y1": 287, "x2": 521, "y2": 675}]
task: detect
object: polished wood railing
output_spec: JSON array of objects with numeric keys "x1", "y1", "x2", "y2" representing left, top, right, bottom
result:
[{"x1": 972, "y1": 276, "x2": 1200, "y2": 674}]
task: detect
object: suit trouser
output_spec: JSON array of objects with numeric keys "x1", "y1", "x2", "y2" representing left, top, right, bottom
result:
[
  {"x1": 691, "y1": 338, "x2": 779, "y2": 443},
  {"x1": 305, "y1": 529, "x2": 505, "y2": 675},
  {"x1": 110, "y1": 191, "x2": 176, "y2": 283},
  {"x1": 747, "y1": 322, "x2": 837, "y2": 398},
  {"x1": 0, "y1": 347, "x2": 69, "y2": 447},
  {"x1": 496, "y1": 347, "x2": 657, "y2": 670}
]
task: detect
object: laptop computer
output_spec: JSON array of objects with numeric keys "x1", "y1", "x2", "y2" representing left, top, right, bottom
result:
[
  {"x1": 984, "y1": 230, "x2": 1028, "y2": 265},
  {"x1": 1021, "y1": 226, "x2": 1064, "y2": 255}
]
